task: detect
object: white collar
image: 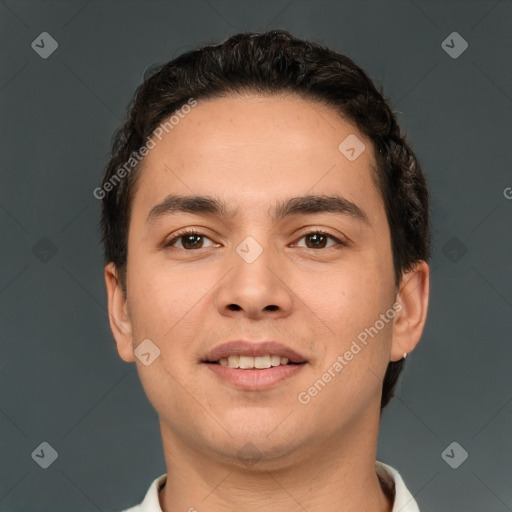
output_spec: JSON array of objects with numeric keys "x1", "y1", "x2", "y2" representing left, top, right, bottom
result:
[{"x1": 122, "y1": 461, "x2": 420, "y2": 512}]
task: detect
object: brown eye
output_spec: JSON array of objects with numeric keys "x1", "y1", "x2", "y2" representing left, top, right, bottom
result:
[
  {"x1": 165, "y1": 230, "x2": 218, "y2": 250},
  {"x1": 180, "y1": 233, "x2": 204, "y2": 249},
  {"x1": 296, "y1": 231, "x2": 344, "y2": 250}
]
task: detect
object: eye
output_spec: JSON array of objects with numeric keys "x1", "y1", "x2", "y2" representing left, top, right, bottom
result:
[
  {"x1": 164, "y1": 229, "x2": 219, "y2": 250},
  {"x1": 295, "y1": 230, "x2": 346, "y2": 249},
  {"x1": 164, "y1": 229, "x2": 346, "y2": 251}
]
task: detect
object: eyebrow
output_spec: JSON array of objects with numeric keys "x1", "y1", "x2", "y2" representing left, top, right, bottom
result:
[{"x1": 146, "y1": 194, "x2": 369, "y2": 225}]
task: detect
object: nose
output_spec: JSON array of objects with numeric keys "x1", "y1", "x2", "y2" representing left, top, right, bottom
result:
[{"x1": 215, "y1": 238, "x2": 294, "y2": 320}]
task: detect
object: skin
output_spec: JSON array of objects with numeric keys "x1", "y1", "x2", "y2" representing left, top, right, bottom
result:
[{"x1": 105, "y1": 93, "x2": 429, "y2": 512}]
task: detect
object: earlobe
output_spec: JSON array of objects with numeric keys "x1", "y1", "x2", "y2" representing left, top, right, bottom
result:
[
  {"x1": 390, "y1": 261, "x2": 430, "y2": 362},
  {"x1": 104, "y1": 262, "x2": 135, "y2": 363}
]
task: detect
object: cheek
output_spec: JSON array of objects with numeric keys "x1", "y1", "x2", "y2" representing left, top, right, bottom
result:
[
  {"x1": 127, "y1": 254, "x2": 221, "y2": 348},
  {"x1": 310, "y1": 263, "x2": 386, "y2": 334},
  {"x1": 306, "y1": 260, "x2": 395, "y2": 388}
]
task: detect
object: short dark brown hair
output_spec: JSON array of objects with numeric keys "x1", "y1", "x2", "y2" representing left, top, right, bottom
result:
[{"x1": 99, "y1": 29, "x2": 431, "y2": 410}]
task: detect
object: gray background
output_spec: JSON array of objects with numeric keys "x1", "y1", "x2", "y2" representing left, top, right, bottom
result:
[{"x1": 1, "y1": 0, "x2": 511, "y2": 510}]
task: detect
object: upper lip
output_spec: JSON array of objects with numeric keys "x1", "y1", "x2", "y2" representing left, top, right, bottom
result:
[{"x1": 203, "y1": 341, "x2": 307, "y2": 363}]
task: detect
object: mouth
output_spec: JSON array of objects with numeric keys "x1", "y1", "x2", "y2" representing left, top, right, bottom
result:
[
  {"x1": 205, "y1": 355, "x2": 304, "y2": 369},
  {"x1": 202, "y1": 341, "x2": 308, "y2": 390},
  {"x1": 202, "y1": 340, "x2": 307, "y2": 366}
]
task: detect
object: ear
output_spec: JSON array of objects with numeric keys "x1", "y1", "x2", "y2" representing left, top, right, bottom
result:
[
  {"x1": 104, "y1": 262, "x2": 135, "y2": 363},
  {"x1": 390, "y1": 261, "x2": 430, "y2": 362}
]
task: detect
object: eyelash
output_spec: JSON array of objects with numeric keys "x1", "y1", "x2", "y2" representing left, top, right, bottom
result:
[{"x1": 164, "y1": 228, "x2": 347, "y2": 250}]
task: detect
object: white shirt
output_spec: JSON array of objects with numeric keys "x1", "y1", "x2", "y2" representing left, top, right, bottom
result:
[{"x1": 121, "y1": 460, "x2": 420, "y2": 512}]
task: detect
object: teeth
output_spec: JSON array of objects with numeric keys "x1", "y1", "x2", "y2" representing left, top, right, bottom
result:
[
  {"x1": 255, "y1": 355, "x2": 271, "y2": 369},
  {"x1": 227, "y1": 355, "x2": 240, "y2": 368},
  {"x1": 239, "y1": 356, "x2": 254, "y2": 369},
  {"x1": 216, "y1": 354, "x2": 296, "y2": 369}
]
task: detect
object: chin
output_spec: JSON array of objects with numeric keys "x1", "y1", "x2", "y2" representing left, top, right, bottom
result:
[
  {"x1": 210, "y1": 437, "x2": 306, "y2": 472},
  {"x1": 220, "y1": 407, "x2": 294, "y2": 437},
  {"x1": 209, "y1": 419, "x2": 309, "y2": 465}
]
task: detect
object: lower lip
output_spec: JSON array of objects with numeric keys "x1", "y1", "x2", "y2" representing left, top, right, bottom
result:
[{"x1": 204, "y1": 363, "x2": 306, "y2": 390}]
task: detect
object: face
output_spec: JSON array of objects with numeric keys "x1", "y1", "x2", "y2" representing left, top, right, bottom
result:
[{"x1": 107, "y1": 93, "x2": 414, "y2": 468}]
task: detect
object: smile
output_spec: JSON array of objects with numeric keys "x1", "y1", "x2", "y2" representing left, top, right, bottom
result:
[
  {"x1": 203, "y1": 359, "x2": 306, "y2": 391},
  {"x1": 202, "y1": 340, "x2": 308, "y2": 390},
  {"x1": 213, "y1": 354, "x2": 298, "y2": 369}
]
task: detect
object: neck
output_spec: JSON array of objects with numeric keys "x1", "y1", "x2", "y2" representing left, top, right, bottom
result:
[{"x1": 157, "y1": 409, "x2": 393, "y2": 512}]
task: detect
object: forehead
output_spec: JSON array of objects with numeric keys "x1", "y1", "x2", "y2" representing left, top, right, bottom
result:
[{"x1": 131, "y1": 93, "x2": 382, "y2": 220}]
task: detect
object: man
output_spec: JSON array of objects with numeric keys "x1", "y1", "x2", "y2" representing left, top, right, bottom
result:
[{"x1": 100, "y1": 29, "x2": 430, "y2": 512}]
